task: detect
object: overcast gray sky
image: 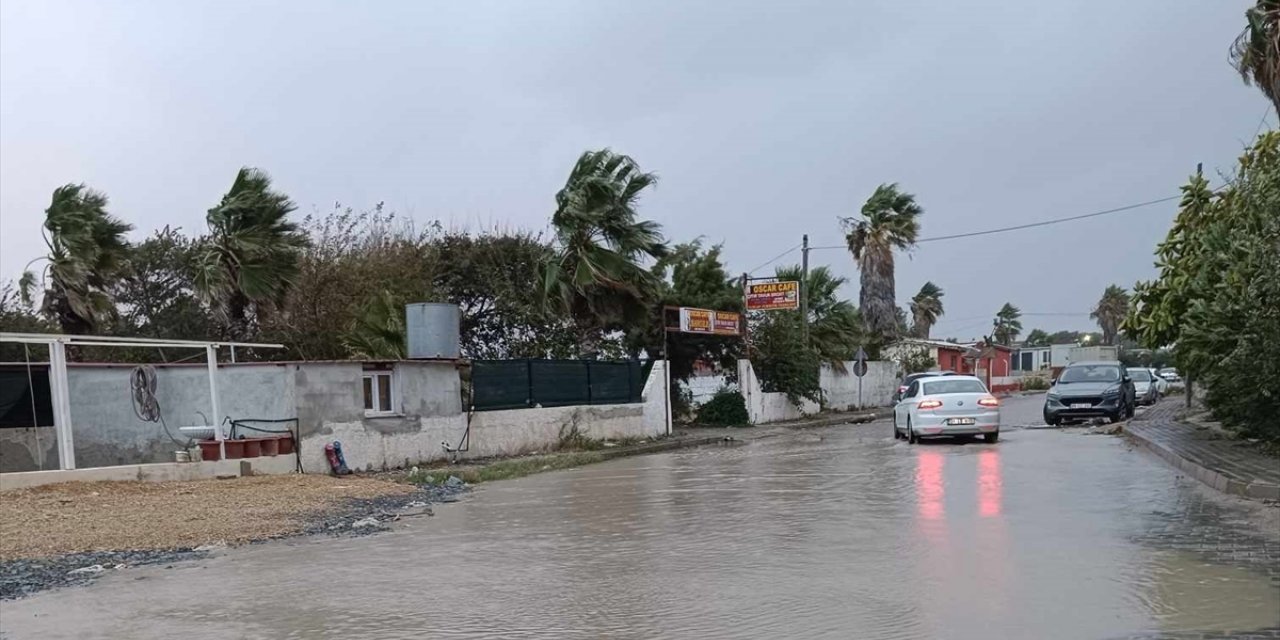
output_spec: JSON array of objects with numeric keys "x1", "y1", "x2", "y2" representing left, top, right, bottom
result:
[{"x1": 0, "y1": 0, "x2": 1269, "y2": 340}]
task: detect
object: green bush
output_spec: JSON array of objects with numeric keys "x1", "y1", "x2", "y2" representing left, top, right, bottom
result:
[
  {"x1": 1021, "y1": 376, "x2": 1050, "y2": 391},
  {"x1": 696, "y1": 389, "x2": 750, "y2": 426}
]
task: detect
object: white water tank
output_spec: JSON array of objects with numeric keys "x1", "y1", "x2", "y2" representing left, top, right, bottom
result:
[{"x1": 405, "y1": 303, "x2": 461, "y2": 359}]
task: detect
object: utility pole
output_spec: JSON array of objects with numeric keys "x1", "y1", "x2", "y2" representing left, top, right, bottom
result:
[{"x1": 800, "y1": 234, "x2": 809, "y2": 346}]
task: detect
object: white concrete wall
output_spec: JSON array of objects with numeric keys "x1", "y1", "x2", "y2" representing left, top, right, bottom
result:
[
  {"x1": 300, "y1": 360, "x2": 670, "y2": 472},
  {"x1": 686, "y1": 373, "x2": 732, "y2": 406},
  {"x1": 821, "y1": 361, "x2": 899, "y2": 410},
  {"x1": 737, "y1": 359, "x2": 819, "y2": 424}
]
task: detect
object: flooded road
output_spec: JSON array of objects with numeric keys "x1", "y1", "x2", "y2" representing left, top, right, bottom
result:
[{"x1": 3, "y1": 396, "x2": 1278, "y2": 639}]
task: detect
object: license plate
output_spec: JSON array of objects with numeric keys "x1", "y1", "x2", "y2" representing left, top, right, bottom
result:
[
  {"x1": 1070, "y1": 403, "x2": 1092, "y2": 409},
  {"x1": 946, "y1": 418, "x2": 976, "y2": 426}
]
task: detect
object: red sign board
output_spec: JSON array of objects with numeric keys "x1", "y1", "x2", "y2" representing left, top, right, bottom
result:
[
  {"x1": 746, "y1": 280, "x2": 800, "y2": 311},
  {"x1": 673, "y1": 308, "x2": 741, "y2": 336}
]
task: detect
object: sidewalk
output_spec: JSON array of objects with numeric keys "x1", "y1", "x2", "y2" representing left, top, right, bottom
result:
[{"x1": 1126, "y1": 399, "x2": 1280, "y2": 501}]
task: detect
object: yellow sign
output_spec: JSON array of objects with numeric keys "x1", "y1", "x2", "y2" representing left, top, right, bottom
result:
[{"x1": 746, "y1": 280, "x2": 800, "y2": 311}]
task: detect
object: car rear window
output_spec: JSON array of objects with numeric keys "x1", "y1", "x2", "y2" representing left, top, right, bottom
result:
[{"x1": 922, "y1": 379, "x2": 987, "y2": 395}]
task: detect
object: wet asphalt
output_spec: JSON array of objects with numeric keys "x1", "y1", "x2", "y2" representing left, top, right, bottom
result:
[{"x1": 1, "y1": 394, "x2": 1276, "y2": 639}]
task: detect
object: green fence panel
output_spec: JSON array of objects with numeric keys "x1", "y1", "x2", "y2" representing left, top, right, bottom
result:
[
  {"x1": 471, "y1": 359, "x2": 532, "y2": 410},
  {"x1": 530, "y1": 360, "x2": 590, "y2": 408},
  {"x1": 472, "y1": 359, "x2": 646, "y2": 411}
]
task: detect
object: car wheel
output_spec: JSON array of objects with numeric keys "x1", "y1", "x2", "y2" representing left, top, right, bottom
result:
[
  {"x1": 906, "y1": 417, "x2": 918, "y2": 444},
  {"x1": 892, "y1": 415, "x2": 902, "y2": 439},
  {"x1": 983, "y1": 431, "x2": 999, "y2": 443},
  {"x1": 1127, "y1": 400, "x2": 1136, "y2": 419},
  {"x1": 1043, "y1": 411, "x2": 1059, "y2": 427}
]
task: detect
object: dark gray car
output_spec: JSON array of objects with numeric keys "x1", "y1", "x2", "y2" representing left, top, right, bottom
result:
[{"x1": 1043, "y1": 361, "x2": 1136, "y2": 425}]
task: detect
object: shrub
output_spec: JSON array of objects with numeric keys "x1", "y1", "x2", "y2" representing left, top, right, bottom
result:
[
  {"x1": 696, "y1": 389, "x2": 750, "y2": 426},
  {"x1": 1021, "y1": 376, "x2": 1050, "y2": 391}
]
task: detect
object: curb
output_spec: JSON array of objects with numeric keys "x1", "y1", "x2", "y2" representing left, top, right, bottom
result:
[
  {"x1": 598, "y1": 435, "x2": 730, "y2": 461},
  {"x1": 1125, "y1": 426, "x2": 1280, "y2": 501}
]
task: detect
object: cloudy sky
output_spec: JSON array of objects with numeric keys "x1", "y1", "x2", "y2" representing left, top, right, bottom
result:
[{"x1": 0, "y1": 1, "x2": 1269, "y2": 340}]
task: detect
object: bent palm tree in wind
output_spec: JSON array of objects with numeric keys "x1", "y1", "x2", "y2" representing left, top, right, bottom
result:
[
  {"x1": 910, "y1": 281, "x2": 945, "y2": 339},
  {"x1": 775, "y1": 265, "x2": 862, "y2": 368},
  {"x1": 1091, "y1": 284, "x2": 1130, "y2": 346},
  {"x1": 993, "y1": 303, "x2": 1023, "y2": 346},
  {"x1": 21, "y1": 184, "x2": 133, "y2": 335},
  {"x1": 842, "y1": 183, "x2": 922, "y2": 342},
  {"x1": 195, "y1": 168, "x2": 309, "y2": 340},
  {"x1": 1231, "y1": 0, "x2": 1280, "y2": 113},
  {"x1": 542, "y1": 149, "x2": 668, "y2": 357}
]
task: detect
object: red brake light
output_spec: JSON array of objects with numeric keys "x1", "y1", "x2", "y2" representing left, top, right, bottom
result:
[
  {"x1": 978, "y1": 396, "x2": 1000, "y2": 407},
  {"x1": 918, "y1": 399, "x2": 943, "y2": 409}
]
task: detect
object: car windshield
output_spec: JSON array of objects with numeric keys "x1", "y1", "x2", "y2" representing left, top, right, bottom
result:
[
  {"x1": 1128, "y1": 369, "x2": 1151, "y2": 381},
  {"x1": 1059, "y1": 364, "x2": 1120, "y2": 383},
  {"x1": 923, "y1": 379, "x2": 986, "y2": 395}
]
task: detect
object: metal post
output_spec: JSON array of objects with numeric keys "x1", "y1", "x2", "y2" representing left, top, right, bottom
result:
[
  {"x1": 858, "y1": 375, "x2": 863, "y2": 410},
  {"x1": 741, "y1": 272, "x2": 751, "y2": 359},
  {"x1": 800, "y1": 234, "x2": 809, "y2": 346},
  {"x1": 662, "y1": 336, "x2": 672, "y2": 436},
  {"x1": 49, "y1": 340, "x2": 76, "y2": 470},
  {"x1": 206, "y1": 344, "x2": 225, "y2": 461}
]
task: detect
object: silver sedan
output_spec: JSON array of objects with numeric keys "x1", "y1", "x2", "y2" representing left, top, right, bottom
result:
[{"x1": 893, "y1": 375, "x2": 1001, "y2": 443}]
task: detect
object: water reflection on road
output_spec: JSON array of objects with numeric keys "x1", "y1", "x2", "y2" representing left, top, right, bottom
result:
[{"x1": 2, "y1": 404, "x2": 1277, "y2": 639}]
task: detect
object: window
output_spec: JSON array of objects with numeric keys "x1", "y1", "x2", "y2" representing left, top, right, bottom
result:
[
  {"x1": 362, "y1": 371, "x2": 394, "y2": 415},
  {"x1": 905, "y1": 381, "x2": 920, "y2": 398},
  {"x1": 923, "y1": 379, "x2": 987, "y2": 395}
]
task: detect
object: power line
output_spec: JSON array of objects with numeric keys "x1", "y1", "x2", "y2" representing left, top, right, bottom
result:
[
  {"x1": 1254, "y1": 104, "x2": 1274, "y2": 140},
  {"x1": 747, "y1": 242, "x2": 802, "y2": 275},
  {"x1": 808, "y1": 194, "x2": 1181, "y2": 250}
]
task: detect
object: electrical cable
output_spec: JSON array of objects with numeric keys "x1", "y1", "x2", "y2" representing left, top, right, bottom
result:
[
  {"x1": 23, "y1": 344, "x2": 44, "y2": 471},
  {"x1": 808, "y1": 195, "x2": 1182, "y2": 250},
  {"x1": 1254, "y1": 104, "x2": 1274, "y2": 140},
  {"x1": 747, "y1": 243, "x2": 802, "y2": 275}
]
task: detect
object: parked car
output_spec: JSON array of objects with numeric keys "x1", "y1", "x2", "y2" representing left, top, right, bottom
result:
[
  {"x1": 1148, "y1": 368, "x2": 1169, "y2": 396},
  {"x1": 893, "y1": 371, "x2": 963, "y2": 403},
  {"x1": 1043, "y1": 361, "x2": 1136, "y2": 425},
  {"x1": 1157, "y1": 368, "x2": 1181, "y2": 383},
  {"x1": 894, "y1": 374, "x2": 1001, "y2": 443},
  {"x1": 1127, "y1": 368, "x2": 1159, "y2": 406}
]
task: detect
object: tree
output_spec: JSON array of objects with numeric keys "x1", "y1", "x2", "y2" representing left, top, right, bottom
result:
[
  {"x1": 842, "y1": 183, "x2": 922, "y2": 342},
  {"x1": 1127, "y1": 132, "x2": 1280, "y2": 441},
  {"x1": 775, "y1": 265, "x2": 863, "y2": 367},
  {"x1": 112, "y1": 227, "x2": 214, "y2": 341},
  {"x1": 1024, "y1": 329, "x2": 1050, "y2": 347},
  {"x1": 195, "y1": 167, "x2": 309, "y2": 341},
  {"x1": 993, "y1": 303, "x2": 1022, "y2": 345},
  {"x1": 626, "y1": 240, "x2": 743, "y2": 384},
  {"x1": 0, "y1": 281, "x2": 55, "y2": 361},
  {"x1": 344, "y1": 290, "x2": 407, "y2": 359},
  {"x1": 909, "y1": 281, "x2": 945, "y2": 338},
  {"x1": 1230, "y1": 0, "x2": 1280, "y2": 113},
  {"x1": 21, "y1": 184, "x2": 133, "y2": 335},
  {"x1": 1090, "y1": 284, "x2": 1130, "y2": 346},
  {"x1": 542, "y1": 149, "x2": 668, "y2": 357}
]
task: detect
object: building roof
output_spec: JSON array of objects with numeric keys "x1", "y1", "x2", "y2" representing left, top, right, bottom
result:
[{"x1": 891, "y1": 338, "x2": 971, "y2": 351}]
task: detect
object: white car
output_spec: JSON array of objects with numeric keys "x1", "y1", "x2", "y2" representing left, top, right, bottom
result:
[
  {"x1": 1148, "y1": 368, "x2": 1169, "y2": 395},
  {"x1": 1127, "y1": 368, "x2": 1159, "y2": 405},
  {"x1": 1158, "y1": 368, "x2": 1181, "y2": 383},
  {"x1": 893, "y1": 375, "x2": 1001, "y2": 444}
]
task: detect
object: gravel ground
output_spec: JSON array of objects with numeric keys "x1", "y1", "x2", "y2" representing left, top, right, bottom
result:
[{"x1": 0, "y1": 474, "x2": 469, "y2": 600}]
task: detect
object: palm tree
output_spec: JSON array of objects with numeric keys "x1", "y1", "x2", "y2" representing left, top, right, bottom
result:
[
  {"x1": 542, "y1": 149, "x2": 667, "y2": 356},
  {"x1": 993, "y1": 302, "x2": 1022, "y2": 346},
  {"x1": 344, "y1": 290, "x2": 407, "y2": 359},
  {"x1": 20, "y1": 184, "x2": 132, "y2": 335},
  {"x1": 1230, "y1": 0, "x2": 1280, "y2": 113},
  {"x1": 1091, "y1": 284, "x2": 1130, "y2": 346},
  {"x1": 194, "y1": 168, "x2": 308, "y2": 340},
  {"x1": 909, "y1": 281, "x2": 945, "y2": 338},
  {"x1": 842, "y1": 183, "x2": 923, "y2": 341},
  {"x1": 775, "y1": 265, "x2": 862, "y2": 367}
]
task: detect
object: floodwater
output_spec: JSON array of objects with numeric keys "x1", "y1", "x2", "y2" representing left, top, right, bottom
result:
[{"x1": 3, "y1": 396, "x2": 1278, "y2": 639}]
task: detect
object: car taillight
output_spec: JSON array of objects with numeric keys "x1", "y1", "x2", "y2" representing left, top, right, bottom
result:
[
  {"x1": 898, "y1": 386, "x2": 907, "y2": 393},
  {"x1": 978, "y1": 396, "x2": 1000, "y2": 407},
  {"x1": 918, "y1": 399, "x2": 943, "y2": 409}
]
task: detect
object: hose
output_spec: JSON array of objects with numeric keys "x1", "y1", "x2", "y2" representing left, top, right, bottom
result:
[{"x1": 129, "y1": 365, "x2": 188, "y2": 447}]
